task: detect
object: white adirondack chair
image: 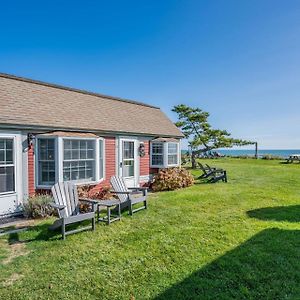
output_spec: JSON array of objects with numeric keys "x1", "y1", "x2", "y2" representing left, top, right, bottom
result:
[
  {"x1": 110, "y1": 176, "x2": 148, "y2": 215},
  {"x1": 50, "y1": 182, "x2": 98, "y2": 240}
]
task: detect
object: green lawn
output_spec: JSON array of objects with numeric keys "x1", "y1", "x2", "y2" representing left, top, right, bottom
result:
[{"x1": 1, "y1": 159, "x2": 300, "y2": 299}]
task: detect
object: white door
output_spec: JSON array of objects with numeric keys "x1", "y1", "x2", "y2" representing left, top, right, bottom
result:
[
  {"x1": 119, "y1": 139, "x2": 139, "y2": 187},
  {"x1": 0, "y1": 134, "x2": 22, "y2": 216}
]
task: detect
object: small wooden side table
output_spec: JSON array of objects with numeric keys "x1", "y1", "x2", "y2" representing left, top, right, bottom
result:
[{"x1": 96, "y1": 199, "x2": 121, "y2": 225}]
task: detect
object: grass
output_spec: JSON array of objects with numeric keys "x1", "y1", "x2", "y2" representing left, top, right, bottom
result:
[{"x1": 1, "y1": 158, "x2": 300, "y2": 299}]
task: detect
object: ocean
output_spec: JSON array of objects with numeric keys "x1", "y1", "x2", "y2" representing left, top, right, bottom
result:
[{"x1": 182, "y1": 149, "x2": 300, "y2": 159}]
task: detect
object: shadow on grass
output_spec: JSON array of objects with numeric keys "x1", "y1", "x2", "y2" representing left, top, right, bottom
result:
[
  {"x1": 7, "y1": 223, "x2": 59, "y2": 244},
  {"x1": 6, "y1": 220, "x2": 95, "y2": 244},
  {"x1": 247, "y1": 205, "x2": 300, "y2": 223},
  {"x1": 155, "y1": 228, "x2": 300, "y2": 299}
]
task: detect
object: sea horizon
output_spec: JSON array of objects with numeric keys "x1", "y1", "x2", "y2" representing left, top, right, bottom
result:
[{"x1": 181, "y1": 149, "x2": 300, "y2": 158}]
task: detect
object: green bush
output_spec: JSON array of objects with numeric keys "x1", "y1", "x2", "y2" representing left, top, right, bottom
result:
[
  {"x1": 261, "y1": 155, "x2": 282, "y2": 160},
  {"x1": 23, "y1": 194, "x2": 55, "y2": 219},
  {"x1": 152, "y1": 167, "x2": 194, "y2": 192}
]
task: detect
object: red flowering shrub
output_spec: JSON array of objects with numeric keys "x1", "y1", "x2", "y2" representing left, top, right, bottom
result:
[
  {"x1": 77, "y1": 184, "x2": 112, "y2": 212},
  {"x1": 152, "y1": 167, "x2": 194, "y2": 192}
]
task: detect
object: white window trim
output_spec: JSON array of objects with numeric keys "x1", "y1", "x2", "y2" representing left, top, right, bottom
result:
[
  {"x1": 35, "y1": 136, "x2": 105, "y2": 189},
  {"x1": 150, "y1": 142, "x2": 165, "y2": 168},
  {"x1": 150, "y1": 141, "x2": 181, "y2": 168},
  {"x1": 167, "y1": 142, "x2": 180, "y2": 167},
  {"x1": 0, "y1": 135, "x2": 16, "y2": 195},
  {"x1": 35, "y1": 136, "x2": 58, "y2": 189},
  {"x1": 0, "y1": 131, "x2": 23, "y2": 210}
]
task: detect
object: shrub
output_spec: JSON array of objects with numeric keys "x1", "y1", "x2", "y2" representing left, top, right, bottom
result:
[
  {"x1": 77, "y1": 184, "x2": 112, "y2": 212},
  {"x1": 152, "y1": 167, "x2": 194, "y2": 192},
  {"x1": 23, "y1": 194, "x2": 55, "y2": 219},
  {"x1": 77, "y1": 184, "x2": 111, "y2": 200}
]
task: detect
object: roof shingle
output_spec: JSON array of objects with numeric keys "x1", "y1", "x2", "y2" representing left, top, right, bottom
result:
[{"x1": 0, "y1": 73, "x2": 183, "y2": 138}]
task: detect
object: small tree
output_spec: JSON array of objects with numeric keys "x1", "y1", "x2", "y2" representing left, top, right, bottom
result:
[{"x1": 173, "y1": 104, "x2": 254, "y2": 168}]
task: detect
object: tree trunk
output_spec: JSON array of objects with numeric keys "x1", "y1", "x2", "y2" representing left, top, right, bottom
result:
[{"x1": 191, "y1": 151, "x2": 197, "y2": 169}]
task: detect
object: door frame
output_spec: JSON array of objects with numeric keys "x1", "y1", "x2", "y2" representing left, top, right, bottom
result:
[
  {"x1": 0, "y1": 131, "x2": 23, "y2": 216},
  {"x1": 118, "y1": 137, "x2": 139, "y2": 186}
]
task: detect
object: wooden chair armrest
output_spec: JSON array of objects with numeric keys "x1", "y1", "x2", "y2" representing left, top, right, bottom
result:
[
  {"x1": 79, "y1": 198, "x2": 99, "y2": 204},
  {"x1": 127, "y1": 187, "x2": 148, "y2": 196},
  {"x1": 127, "y1": 187, "x2": 148, "y2": 191},
  {"x1": 50, "y1": 203, "x2": 65, "y2": 210},
  {"x1": 110, "y1": 190, "x2": 131, "y2": 195}
]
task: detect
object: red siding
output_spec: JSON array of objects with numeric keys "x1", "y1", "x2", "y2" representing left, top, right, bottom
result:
[
  {"x1": 102, "y1": 136, "x2": 116, "y2": 186},
  {"x1": 140, "y1": 141, "x2": 150, "y2": 176},
  {"x1": 28, "y1": 146, "x2": 35, "y2": 196}
]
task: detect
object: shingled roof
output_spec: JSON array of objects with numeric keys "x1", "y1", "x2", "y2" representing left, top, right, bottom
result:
[{"x1": 0, "y1": 73, "x2": 183, "y2": 138}]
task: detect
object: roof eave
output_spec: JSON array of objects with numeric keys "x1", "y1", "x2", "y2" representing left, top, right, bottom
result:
[{"x1": 0, "y1": 122, "x2": 184, "y2": 139}]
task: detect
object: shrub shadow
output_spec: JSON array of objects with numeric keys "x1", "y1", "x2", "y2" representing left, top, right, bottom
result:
[
  {"x1": 155, "y1": 228, "x2": 300, "y2": 299},
  {"x1": 247, "y1": 205, "x2": 300, "y2": 223}
]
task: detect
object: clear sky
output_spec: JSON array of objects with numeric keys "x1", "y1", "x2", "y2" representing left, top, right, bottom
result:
[{"x1": 1, "y1": 1, "x2": 300, "y2": 149}]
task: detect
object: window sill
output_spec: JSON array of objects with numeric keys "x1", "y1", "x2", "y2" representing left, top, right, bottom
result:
[
  {"x1": 150, "y1": 164, "x2": 180, "y2": 169},
  {"x1": 36, "y1": 178, "x2": 105, "y2": 190},
  {"x1": 0, "y1": 191, "x2": 16, "y2": 197}
]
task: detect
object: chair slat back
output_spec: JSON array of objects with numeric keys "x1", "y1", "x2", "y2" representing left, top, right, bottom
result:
[
  {"x1": 51, "y1": 182, "x2": 79, "y2": 218},
  {"x1": 205, "y1": 164, "x2": 213, "y2": 172},
  {"x1": 198, "y1": 163, "x2": 207, "y2": 174},
  {"x1": 110, "y1": 176, "x2": 129, "y2": 203}
]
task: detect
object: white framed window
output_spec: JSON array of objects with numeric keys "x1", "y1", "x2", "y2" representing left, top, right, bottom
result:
[
  {"x1": 37, "y1": 138, "x2": 56, "y2": 186},
  {"x1": 150, "y1": 140, "x2": 180, "y2": 168},
  {"x1": 151, "y1": 143, "x2": 164, "y2": 167},
  {"x1": 63, "y1": 139, "x2": 95, "y2": 181},
  {"x1": 168, "y1": 143, "x2": 179, "y2": 166},
  {"x1": 122, "y1": 141, "x2": 135, "y2": 177},
  {"x1": 36, "y1": 136, "x2": 105, "y2": 187},
  {"x1": 0, "y1": 138, "x2": 15, "y2": 194}
]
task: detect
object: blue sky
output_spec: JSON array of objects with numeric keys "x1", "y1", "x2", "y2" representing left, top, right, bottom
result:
[{"x1": 1, "y1": 1, "x2": 300, "y2": 149}]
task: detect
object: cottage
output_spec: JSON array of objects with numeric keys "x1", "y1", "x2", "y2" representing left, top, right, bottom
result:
[{"x1": 0, "y1": 73, "x2": 183, "y2": 216}]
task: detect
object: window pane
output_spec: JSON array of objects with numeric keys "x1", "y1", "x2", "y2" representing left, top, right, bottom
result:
[
  {"x1": 38, "y1": 139, "x2": 56, "y2": 186},
  {"x1": 6, "y1": 139, "x2": 13, "y2": 151},
  {"x1": 87, "y1": 149, "x2": 94, "y2": 159},
  {"x1": 71, "y1": 140, "x2": 79, "y2": 159},
  {"x1": 123, "y1": 141, "x2": 134, "y2": 159},
  {"x1": 64, "y1": 149, "x2": 71, "y2": 160},
  {"x1": 123, "y1": 160, "x2": 134, "y2": 177},
  {"x1": 0, "y1": 166, "x2": 15, "y2": 193},
  {"x1": 151, "y1": 143, "x2": 164, "y2": 166},
  {"x1": 63, "y1": 161, "x2": 71, "y2": 181},
  {"x1": 80, "y1": 149, "x2": 87, "y2": 159},
  {"x1": 86, "y1": 161, "x2": 94, "y2": 179},
  {"x1": 0, "y1": 150, "x2": 5, "y2": 164},
  {"x1": 168, "y1": 154, "x2": 178, "y2": 165},
  {"x1": 64, "y1": 140, "x2": 71, "y2": 149},
  {"x1": 0, "y1": 139, "x2": 14, "y2": 165},
  {"x1": 168, "y1": 143, "x2": 178, "y2": 154},
  {"x1": 39, "y1": 161, "x2": 55, "y2": 185},
  {"x1": 152, "y1": 155, "x2": 163, "y2": 166},
  {"x1": 6, "y1": 150, "x2": 13, "y2": 163},
  {"x1": 63, "y1": 139, "x2": 95, "y2": 182},
  {"x1": 152, "y1": 143, "x2": 163, "y2": 154}
]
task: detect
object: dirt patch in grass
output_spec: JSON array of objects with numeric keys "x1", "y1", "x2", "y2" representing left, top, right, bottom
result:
[
  {"x1": 2, "y1": 242, "x2": 30, "y2": 265},
  {"x1": 2, "y1": 273, "x2": 24, "y2": 287}
]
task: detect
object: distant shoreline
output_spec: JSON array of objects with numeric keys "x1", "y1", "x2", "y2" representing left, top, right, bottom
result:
[{"x1": 181, "y1": 149, "x2": 300, "y2": 159}]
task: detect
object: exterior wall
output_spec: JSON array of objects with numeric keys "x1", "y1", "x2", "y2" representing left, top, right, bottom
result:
[
  {"x1": 29, "y1": 134, "x2": 165, "y2": 195},
  {"x1": 140, "y1": 140, "x2": 150, "y2": 176},
  {"x1": 28, "y1": 145, "x2": 35, "y2": 196},
  {"x1": 102, "y1": 136, "x2": 116, "y2": 186}
]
